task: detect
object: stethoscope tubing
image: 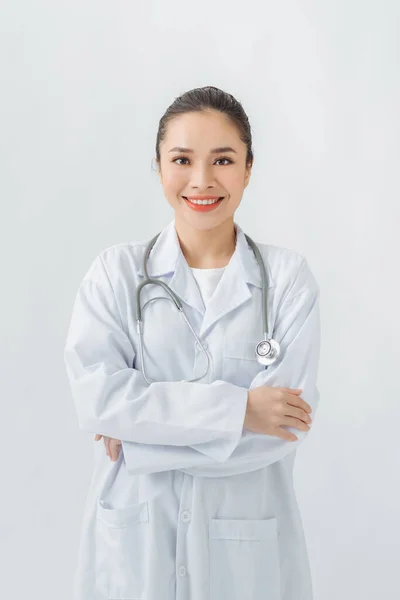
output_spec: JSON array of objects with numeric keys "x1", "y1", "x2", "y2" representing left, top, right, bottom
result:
[{"x1": 135, "y1": 230, "x2": 280, "y2": 384}]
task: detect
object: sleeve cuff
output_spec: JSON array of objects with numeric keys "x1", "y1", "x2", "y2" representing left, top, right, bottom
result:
[{"x1": 188, "y1": 385, "x2": 249, "y2": 463}]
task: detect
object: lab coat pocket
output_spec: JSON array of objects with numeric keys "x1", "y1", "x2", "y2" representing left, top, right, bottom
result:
[
  {"x1": 209, "y1": 517, "x2": 281, "y2": 600},
  {"x1": 222, "y1": 338, "x2": 266, "y2": 387},
  {"x1": 95, "y1": 497, "x2": 149, "y2": 600}
]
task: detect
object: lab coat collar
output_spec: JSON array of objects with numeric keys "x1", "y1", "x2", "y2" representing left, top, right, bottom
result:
[
  {"x1": 137, "y1": 218, "x2": 275, "y2": 338},
  {"x1": 137, "y1": 218, "x2": 274, "y2": 290}
]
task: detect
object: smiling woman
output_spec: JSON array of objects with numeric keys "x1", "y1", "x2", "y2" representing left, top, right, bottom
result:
[
  {"x1": 65, "y1": 85, "x2": 321, "y2": 600},
  {"x1": 152, "y1": 86, "x2": 255, "y2": 268}
]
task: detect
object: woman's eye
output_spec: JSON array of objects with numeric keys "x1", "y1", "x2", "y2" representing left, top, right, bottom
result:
[{"x1": 215, "y1": 158, "x2": 232, "y2": 166}]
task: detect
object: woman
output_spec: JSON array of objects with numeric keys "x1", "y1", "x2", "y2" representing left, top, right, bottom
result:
[{"x1": 64, "y1": 85, "x2": 320, "y2": 600}]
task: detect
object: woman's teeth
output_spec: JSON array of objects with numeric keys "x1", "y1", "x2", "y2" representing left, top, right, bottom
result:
[{"x1": 185, "y1": 197, "x2": 222, "y2": 205}]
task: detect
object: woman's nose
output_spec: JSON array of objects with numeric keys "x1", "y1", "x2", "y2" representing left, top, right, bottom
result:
[{"x1": 189, "y1": 165, "x2": 215, "y2": 188}]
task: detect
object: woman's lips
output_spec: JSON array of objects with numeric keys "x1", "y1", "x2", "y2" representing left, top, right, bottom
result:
[
  {"x1": 182, "y1": 196, "x2": 225, "y2": 212},
  {"x1": 185, "y1": 196, "x2": 222, "y2": 200}
]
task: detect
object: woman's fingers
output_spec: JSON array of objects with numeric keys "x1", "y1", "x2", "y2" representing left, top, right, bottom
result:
[
  {"x1": 101, "y1": 437, "x2": 122, "y2": 461},
  {"x1": 94, "y1": 434, "x2": 121, "y2": 461},
  {"x1": 282, "y1": 416, "x2": 310, "y2": 432},
  {"x1": 109, "y1": 439, "x2": 122, "y2": 461},
  {"x1": 286, "y1": 405, "x2": 312, "y2": 424},
  {"x1": 280, "y1": 388, "x2": 302, "y2": 395}
]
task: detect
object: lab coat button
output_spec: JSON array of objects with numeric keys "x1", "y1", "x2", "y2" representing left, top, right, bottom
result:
[
  {"x1": 178, "y1": 565, "x2": 187, "y2": 577},
  {"x1": 180, "y1": 510, "x2": 191, "y2": 523}
]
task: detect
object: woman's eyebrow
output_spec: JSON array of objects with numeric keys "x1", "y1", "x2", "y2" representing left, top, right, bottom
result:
[{"x1": 168, "y1": 146, "x2": 237, "y2": 154}]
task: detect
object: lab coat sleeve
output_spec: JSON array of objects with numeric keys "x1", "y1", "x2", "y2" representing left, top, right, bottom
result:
[
  {"x1": 120, "y1": 259, "x2": 321, "y2": 477},
  {"x1": 64, "y1": 254, "x2": 249, "y2": 464}
]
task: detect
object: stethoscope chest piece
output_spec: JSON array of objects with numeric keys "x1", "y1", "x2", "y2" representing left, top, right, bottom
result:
[{"x1": 256, "y1": 338, "x2": 281, "y2": 366}]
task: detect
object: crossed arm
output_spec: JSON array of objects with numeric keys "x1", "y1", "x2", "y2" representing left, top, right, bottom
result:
[{"x1": 64, "y1": 255, "x2": 320, "y2": 479}]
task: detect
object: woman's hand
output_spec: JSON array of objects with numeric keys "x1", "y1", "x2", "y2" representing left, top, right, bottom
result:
[
  {"x1": 244, "y1": 386, "x2": 312, "y2": 440},
  {"x1": 94, "y1": 434, "x2": 122, "y2": 462}
]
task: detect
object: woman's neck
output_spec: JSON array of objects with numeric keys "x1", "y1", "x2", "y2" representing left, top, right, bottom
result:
[{"x1": 175, "y1": 218, "x2": 237, "y2": 269}]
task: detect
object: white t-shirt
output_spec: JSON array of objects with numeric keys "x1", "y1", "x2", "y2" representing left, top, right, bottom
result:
[{"x1": 191, "y1": 266, "x2": 226, "y2": 306}]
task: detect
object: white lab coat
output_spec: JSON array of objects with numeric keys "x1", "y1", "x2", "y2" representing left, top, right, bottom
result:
[{"x1": 64, "y1": 218, "x2": 321, "y2": 600}]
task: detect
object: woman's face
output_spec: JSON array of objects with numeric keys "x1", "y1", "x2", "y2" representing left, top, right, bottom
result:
[{"x1": 157, "y1": 110, "x2": 252, "y2": 231}]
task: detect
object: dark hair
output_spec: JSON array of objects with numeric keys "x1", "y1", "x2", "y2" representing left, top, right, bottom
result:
[{"x1": 154, "y1": 86, "x2": 254, "y2": 170}]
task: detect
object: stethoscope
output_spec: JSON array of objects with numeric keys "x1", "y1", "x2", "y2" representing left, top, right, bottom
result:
[{"x1": 136, "y1": 231, "x2": 281, "y2": 384}]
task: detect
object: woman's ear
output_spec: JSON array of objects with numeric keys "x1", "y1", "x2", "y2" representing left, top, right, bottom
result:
[
  {"x1": 154, "y1": 158, "x2": 162, "y2": 183},
  {"x1": 244, "y1": 161, "x2": 253, "y2": 189}
]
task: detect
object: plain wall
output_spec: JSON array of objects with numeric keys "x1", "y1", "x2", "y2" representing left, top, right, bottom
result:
[{"x1": 1, "y1": 1, "x2": 399, "y2": 598}]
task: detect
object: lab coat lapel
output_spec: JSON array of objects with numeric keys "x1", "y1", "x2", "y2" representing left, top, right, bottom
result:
[
  {"x1": 198, "y1": 222, "x2": 269, "y2": 338},
  {"x1": 198, "y1": 250, "x2": 252, "y2": 338},
  {"x1": 168, "y1": 251, "x2": 205, "y2": 316},
  {"x1": 137, "y1": 219, "x2": 272, "y2": 339},
  {"x1": 137, "y1": 219, "x2": 205, "y2": 316}
]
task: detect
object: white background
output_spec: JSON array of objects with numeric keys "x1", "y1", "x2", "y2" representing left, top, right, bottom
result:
[{"x1": 1, "y1": 1, "x2": 399, "y2": 598}]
